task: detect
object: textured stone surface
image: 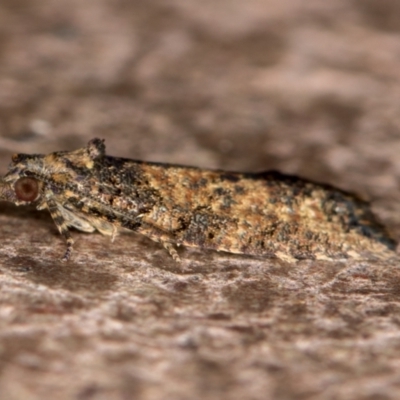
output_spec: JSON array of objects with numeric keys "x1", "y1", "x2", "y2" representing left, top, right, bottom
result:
[{"x1": 1, "y1": 1, "x2": 400, "y2": 399}]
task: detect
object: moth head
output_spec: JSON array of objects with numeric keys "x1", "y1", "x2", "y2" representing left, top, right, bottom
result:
[
  {"x1": 0, "y1": 153, "x2": 45, "y2": 205},
  {"x1": 0, "y1": 138, "x2": 106, "y2": 206},
  {"x1": 0, "y1": 176, "x2": 42, "y2": 205}
]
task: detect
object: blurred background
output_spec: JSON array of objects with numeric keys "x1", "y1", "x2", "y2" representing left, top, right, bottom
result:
[
  {"x1": 1, "y1": 0, "x2": 400, "y2": 205},
  {"x1": 2, "y1": 2, "x2": 400, "y2": 399}
]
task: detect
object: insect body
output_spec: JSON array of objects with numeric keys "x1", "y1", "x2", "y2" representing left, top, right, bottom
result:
[{"x1": 0, "y1": 138, "x2": 396, "y2": 261}]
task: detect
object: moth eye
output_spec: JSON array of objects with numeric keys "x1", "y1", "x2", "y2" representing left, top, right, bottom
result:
[{"x1": 14, "y1": 177, "x2": 40, "y2": 202}]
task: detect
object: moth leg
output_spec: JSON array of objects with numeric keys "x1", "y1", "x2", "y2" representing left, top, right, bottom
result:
[
  {"x1": 46, "y1": 199, "x2": 74, "y2": 261},
  {"x1": 162, "y1": 242, "x2": 181, "y2": 262},
  {"x1": 81, "y1": 215, "x2": 118, "y2": 241},
  {"x1": 111, "y1": 225, "x2": 118, "y2": 242},
  {"x1": 91, "y1": 218, "x2": 117, "y2": 240},
  {"x1": 63, "y1": 204, "x2": 117, "y2": 240},
  {"x1": 137, "y1": 221, "x2": 180, "y2": 261},
  {"x1": 58, "y1": 206, "x2": 96, "y2": 233}
]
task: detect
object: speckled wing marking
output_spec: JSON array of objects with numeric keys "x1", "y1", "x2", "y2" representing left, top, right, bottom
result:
[{"x1": 0, "y1": 138, "x2": 397, "y2": 261}]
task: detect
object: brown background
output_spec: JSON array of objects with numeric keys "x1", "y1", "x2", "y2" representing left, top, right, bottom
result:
[{"x1": 1, "y1": 1, "x2": 400, "y2": 399}]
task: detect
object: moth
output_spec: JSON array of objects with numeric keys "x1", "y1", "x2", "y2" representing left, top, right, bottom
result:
[{"x1": 0, "y1": 138, "x2": 396, "y2": 261}]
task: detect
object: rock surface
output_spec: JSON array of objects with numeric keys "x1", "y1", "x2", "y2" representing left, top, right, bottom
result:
[{"x1": 1, "y1": 1, "x2": 400, "y2": 399}]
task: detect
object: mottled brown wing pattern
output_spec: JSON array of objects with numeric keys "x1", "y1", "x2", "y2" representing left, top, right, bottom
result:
[{"x1": 0, "y1": 138, "x2": 396, "y2": 261}]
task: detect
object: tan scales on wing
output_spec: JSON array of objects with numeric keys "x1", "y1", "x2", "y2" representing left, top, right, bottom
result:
[{"x1": 0, "y1": 138, "x2": 396, "y2": 261}]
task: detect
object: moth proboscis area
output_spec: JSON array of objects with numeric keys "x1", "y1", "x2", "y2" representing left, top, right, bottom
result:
[{"x1": 0, "y1": 138, "x2": 396, "y2": 262}]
